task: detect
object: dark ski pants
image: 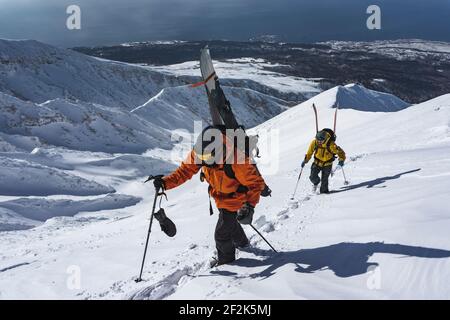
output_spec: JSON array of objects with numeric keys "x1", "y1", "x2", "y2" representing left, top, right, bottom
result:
[
  {"x1": 215, "y1": 209, "x2": 249, "y2": 265},
  {"x1": 310, "y1": 163, "x2": 332, "y2": 193}
]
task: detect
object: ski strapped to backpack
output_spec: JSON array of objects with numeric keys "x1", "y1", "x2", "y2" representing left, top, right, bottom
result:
[
  {"x1": 311, "y1": 102, "x2": 340, "y2": 166},
  {"x1": 192, "y1": 47, "x2": 271, "y2": 211}
]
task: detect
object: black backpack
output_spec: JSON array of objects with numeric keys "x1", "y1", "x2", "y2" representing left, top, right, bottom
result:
[
  {"x1": 314, "y1": 128, "x2": 337, "y2": 157},
  {"x1": 198, "y1": 125, "x2": 271, "y2": 197},
  {"x1": 322, "y1": 128, "x2": 336, "y2": 142}
]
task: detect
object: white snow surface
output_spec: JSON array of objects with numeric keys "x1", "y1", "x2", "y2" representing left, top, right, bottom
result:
[
  {"x1": 0, "y1": 39, "x2": 182, "y2": 110},
  {"x1": 0, "y1": 82, "x2": 448, "y2": 299},
  {"x1": 324, "y1": 39, "x2": 450, "y2": 61},
  {"x1": 132, "y1": 84, "x2": 288, "y2": 130},
  {"x1": 149, "y1": 58, "x2": 321, "y2": 98},
  {"x1": 0, "y1": 39, "x2": 449, "y2": 300}
]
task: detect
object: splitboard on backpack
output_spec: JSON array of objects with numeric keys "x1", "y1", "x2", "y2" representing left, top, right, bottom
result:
[{"x1": 194, "y1": 47, "x2": 271, "y2": 197}]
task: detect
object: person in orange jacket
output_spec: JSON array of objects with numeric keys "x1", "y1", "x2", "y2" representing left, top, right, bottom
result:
[{"x1": 153, "y1": 126, "x2": 267, "y2": 266}]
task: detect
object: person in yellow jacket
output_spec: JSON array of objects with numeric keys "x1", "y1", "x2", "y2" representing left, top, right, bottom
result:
[{"x1": 301, "y1": 129, "x2": 346, "y2": 194}]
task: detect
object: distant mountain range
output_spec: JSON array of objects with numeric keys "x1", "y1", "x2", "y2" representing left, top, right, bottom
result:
[{"x1": 74, "y1": 39, "x2": 450, "y2": 104}]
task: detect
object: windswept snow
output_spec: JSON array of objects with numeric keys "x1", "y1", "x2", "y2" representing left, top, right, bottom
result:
[
  {"x1": 0, "y1": 92, "x2": 172, "y2": 153},
  {"x1": 0, "y1": 84, "x2": 448, "y2": 299},
  {"x1": 0, "y1": 207, "x2": 37, "y2": 232},
  {"x1": 293, "y1": 83, "x2": 409, "y2": 112},
  {"x1": 0, "y1": 39, "x2": 182, "y2": 109},
  {"x1": 0, "y1": 194, "x2": 141, "y2": 224},
  {"x1": 132, "y1": 85, "x2": 288, "y2": 130},
  {"x1": 0, "y1": 156, "x2": 114, "y2": 197}
]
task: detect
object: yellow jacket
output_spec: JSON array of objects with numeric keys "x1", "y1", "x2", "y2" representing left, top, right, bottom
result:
[{"x1": 305, "y1": 132, "x2": 346, "y2": 167}]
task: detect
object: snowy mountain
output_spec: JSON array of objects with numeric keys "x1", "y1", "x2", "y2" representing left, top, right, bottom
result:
[
  {"x1": 165, "y1": 93, "x2": 450, "y2": 300},
  {"x1": 0, "y1": 38, "x2": 290, "y2": 232},
  {"x1": 297, "y1": 83, "x2": 410, "y2": 112},
  {"x1": 0, "y1": 92, "x2": 172, "y2": 153},
  {"x1": 0, "y1": 38, "x2": 294, "y2": 158},
  {"x1": 1, "y1": 75, "x2": 449, "y2": 298},
  {"x1": 131, "y1": 84, "x2": 288, "y2": 131},
  {"x1": 0, "y1": 39, "x2": 182, "y2": 110},
  {"x1": 76, "y1": 39, "x2": 450, "y2": 103},
  {"x1": 0, "y1": 38, "x2": 449, "y2": 300}
]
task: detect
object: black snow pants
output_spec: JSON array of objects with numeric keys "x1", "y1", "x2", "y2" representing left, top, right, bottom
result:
[
  {"x1": 310, "y1": 163, "x2": 333, "y2": 193},
  {"x1": 215, "y1": 209, "x2": 249, "y2": 265}
]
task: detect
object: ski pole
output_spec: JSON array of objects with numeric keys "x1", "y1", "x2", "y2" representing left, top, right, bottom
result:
[
  {"x1": 291, "y1": 167, "x2": 304, "y2": 200},
  {"x1": 342, "y1": 167, "x2": 349, "y2": 185},
  {"x1": 250, "y1": 224, "x2": 278, "y2": 253},
  {"x1": 136, "y1": 177, "x2": 163, "y2": 283}
]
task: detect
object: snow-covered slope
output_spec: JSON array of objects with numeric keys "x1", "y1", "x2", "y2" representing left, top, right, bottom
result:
[
  {"x1": 0, "y1": 38, "x2": 294, "y2": 241},
  {"x1": 132, "y1": 85, "x2": 288, "y2": 130},
  {"x1": 165, "y1": 93, "x2": 450, "y2": 300},
  {"x1": 0, "y1": 39, "x2": 183, "y2": 110},
  {"x1": 0, "y1": 39, "x2": 448, "y2": 300},
  {"x1": 0, "y1": 156, "x2": 115, "y2": 197},
  {"x1": 0, "y1": 39, "x2": 291, "y2": 153},
  {"x1": 0, "y1": 92, "x2": 172, "y2": 153},
  {"x1": 295, "y1": 83, "x2": 409, "y2": 112},
  {"x1": 0, "y1": 82, "x2": 449, "y2": 299}
]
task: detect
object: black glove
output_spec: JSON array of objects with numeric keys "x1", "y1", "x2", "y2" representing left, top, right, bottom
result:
[
  {"x1": 338, "y1": 160, "x2": 345, "y2": 167},
  {"x1": 301, "y1": 161, "x2": 306, "y2": 168},
  {"x1": 237, "y1": 202, "x2": 254, "y2": 225},
  {"x1": 260, "y1": 184, "x2": 272, "y2": 197},
  {"x1": 153, "y1": 175, "x2": 165, "y2": 191},
  {"x1": 154, "y1": 208, "x2": 177, "y2": 237}
]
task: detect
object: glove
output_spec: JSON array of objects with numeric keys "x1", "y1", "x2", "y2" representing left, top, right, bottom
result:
[
  {"x1": 154, "y1": 208, "x2": 177, "y2": 237},
  {"x1": 260, "y1": 184, "x2": 272, "y2": 197},
  {"x1": 153, "y1": 175, "x2": 165, "y2": 191},
  {"x1": 301, "y1": 161, "x2": 306, "y2": 168},
  {"x1": 338, "y1": 160, "x2": 345, "y2": 167},
  {"x1": 237, "y1": 202, "x2": 254, "y2": 225}
]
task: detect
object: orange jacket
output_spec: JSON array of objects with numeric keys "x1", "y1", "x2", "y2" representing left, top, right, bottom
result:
[{"x1": 163, "y1": 150, "x2": 266, "y2": 212}]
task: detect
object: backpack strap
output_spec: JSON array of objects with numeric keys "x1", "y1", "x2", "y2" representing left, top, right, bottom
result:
[
  {"x1": 208, "y1": 185, "x2": 214, "y2": 216},
  {"x1": 223, "y1": 164, "x2": 249, "y2": 193},
  {"x1": 200, "y1": 167, "x2": 215, "y2": 215},
  {"x1": 326, "y1": 139, "x2": 335, "y2": 155},
  {"x1": 223, "y1": 163, "x2": 235, "y2": 179}
]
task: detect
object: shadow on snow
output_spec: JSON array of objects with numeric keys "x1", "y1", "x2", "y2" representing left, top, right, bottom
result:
[
  {"x1": 331, "y1": 168, "x2": 421, "y2": 193},
  {"x1": 230, "y1": 242, "x2": 450, "y2": 279}
]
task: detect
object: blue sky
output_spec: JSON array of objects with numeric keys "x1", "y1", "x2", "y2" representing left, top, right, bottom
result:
[{"x1": 0, "y1": 0, "x2": 449, "y2": 47}]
